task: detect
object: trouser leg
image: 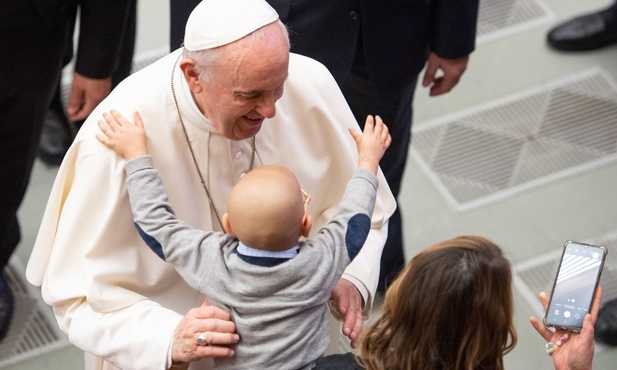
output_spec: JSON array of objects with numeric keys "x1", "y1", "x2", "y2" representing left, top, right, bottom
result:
[
  {"x1": 0, "y1": 14, "x2": 70, "y2": 268},
  {"x1": 340, "y1": 65, "x2": 415, "y2": 292}
]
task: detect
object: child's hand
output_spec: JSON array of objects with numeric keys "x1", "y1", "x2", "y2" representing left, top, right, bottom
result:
[
  {"x1": 96, "y1": 110, "x2": 148, "y2": 160},
  {"x1": 349, "y1": 115, "x2": 391, "y2": 174}
]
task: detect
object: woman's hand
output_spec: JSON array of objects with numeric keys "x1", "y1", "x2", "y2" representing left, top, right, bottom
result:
[{"x1": 529, "y1": 287, "x2": 602, "y2": 370}]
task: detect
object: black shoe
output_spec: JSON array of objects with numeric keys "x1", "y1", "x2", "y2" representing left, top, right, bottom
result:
[
  {"x1": 38, "y1": 108, "x2": 74, "y2": 166},
  {"x1": 0, "y1": 272, "x2": 14, "y2": 343},
  {"x1": 595, "y1": 298, "x2": 617, "y2": 346},
  {"x1": 547, "y1": 6, "x2": 617, "y2": 51}
]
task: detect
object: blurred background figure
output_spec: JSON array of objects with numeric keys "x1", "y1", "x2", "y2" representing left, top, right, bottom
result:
[{"x1": 595, "y1": 294, "x2": 617, "y2": 346}]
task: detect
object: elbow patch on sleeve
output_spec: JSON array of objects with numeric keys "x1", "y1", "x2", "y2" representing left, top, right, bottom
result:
[
  {"x1": 135, "y1": 223, "x2": 166, "y2": 261},
  {"x1": 345, "y1": 214, "x2": 371, "y2": 261}
]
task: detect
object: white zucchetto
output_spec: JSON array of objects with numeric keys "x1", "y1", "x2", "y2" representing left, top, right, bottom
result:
[{"x1": 184, "y1": 0, "x2": 280, "y2": 51}]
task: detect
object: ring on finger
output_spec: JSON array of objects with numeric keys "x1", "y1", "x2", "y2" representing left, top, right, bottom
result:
[{"x1": 197, "y1": 332, "x2": 210, "y2": 346}]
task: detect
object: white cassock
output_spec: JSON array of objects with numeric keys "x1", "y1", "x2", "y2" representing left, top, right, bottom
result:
[{"x1": 26, "y1": 50, "x2": 396, "y2": 370}]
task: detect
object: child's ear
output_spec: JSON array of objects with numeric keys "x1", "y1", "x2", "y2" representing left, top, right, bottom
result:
[
  {"x1": 300, "y1": 214, "x2": 312, "y2": 238},
  {"x1": 222, "y1": 213, "x2": 236, "y2": 237}
]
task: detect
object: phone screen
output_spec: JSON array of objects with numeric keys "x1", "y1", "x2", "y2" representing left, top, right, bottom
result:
[{"x1": 544, "y1": 241, "x2": 606, "y2": 330}]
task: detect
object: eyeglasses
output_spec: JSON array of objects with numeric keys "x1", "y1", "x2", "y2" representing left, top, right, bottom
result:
[{"x1": 301, "y1": 188, "x2": 311, "y2": 213}]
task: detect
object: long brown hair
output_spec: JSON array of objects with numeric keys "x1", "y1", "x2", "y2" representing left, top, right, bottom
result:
[{"x1": 358, "y1": 236, "x2": 517, "y2": 370}]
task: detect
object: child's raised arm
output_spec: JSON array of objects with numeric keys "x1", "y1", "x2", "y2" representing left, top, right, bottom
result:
[
  {"x1": 96, "y1": 110, "x2": 148, "y2": 160},
  {"x1": 349, "y1": 115, "x2": 391, "y2": 174}
]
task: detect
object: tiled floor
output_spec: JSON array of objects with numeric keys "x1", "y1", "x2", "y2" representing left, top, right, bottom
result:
[{"x1": 7, "y1": 0, "x2": 617, "y2": 368}]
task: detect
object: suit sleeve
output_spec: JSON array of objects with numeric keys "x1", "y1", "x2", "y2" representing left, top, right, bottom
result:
[
  {"x1": 430, "y1": 0, "x2": 479, "y2": 59},
  {"x1": 74, "y1": 0, "x2": 132, "y2": 78}
]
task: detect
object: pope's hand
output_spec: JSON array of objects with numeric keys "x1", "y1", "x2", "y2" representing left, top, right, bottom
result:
[
  {"x1": 171, "y1": 300, "x2": 239, "y2": 365},
  {"x1": 330, "y1": 279, "x2": 364, "y2": 349}
]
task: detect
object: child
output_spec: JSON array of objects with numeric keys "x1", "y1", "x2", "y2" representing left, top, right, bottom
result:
[{"x1": 96, "y1": 110, "x2": 391, "y2": 370}]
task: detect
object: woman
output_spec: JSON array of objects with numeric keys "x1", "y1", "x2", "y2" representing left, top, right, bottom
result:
[
  {"x1": 315, "y1": 236, "x2": 599, "y2": 370},
  {"x1": 360, "y1": 236, "x2": 515, "y2": 370}
]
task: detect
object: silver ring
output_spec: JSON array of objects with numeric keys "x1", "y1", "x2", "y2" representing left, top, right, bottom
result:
[{"x1": 197, "y1": 332, "x2": 209, "y2": 346}]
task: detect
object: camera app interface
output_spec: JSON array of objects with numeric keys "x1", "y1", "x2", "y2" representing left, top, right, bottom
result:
[{"x1": 547, "y1": 244, "x2": 604, "y2": 328}]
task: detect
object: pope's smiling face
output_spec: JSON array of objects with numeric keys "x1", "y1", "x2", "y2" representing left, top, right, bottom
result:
[{"x1": 189, "y1": 22, "x2": 289, "y2": 141}]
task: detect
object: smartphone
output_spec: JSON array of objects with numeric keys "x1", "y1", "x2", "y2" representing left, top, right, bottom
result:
[{"x1": 543, "y1": 241, "x2": 607, "y2": 331}]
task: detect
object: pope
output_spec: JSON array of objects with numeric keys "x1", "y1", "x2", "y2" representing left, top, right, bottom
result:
[{"x1": 26, "y1": 0, "x2": 396, "y2": 369}]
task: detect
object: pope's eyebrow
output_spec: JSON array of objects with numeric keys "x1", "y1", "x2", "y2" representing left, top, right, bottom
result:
[
  {"x1": 233, "y1": 89, "x2": 264, "y2": 99},
  {"x1": 234, "y1": 80, "x2": 286, "y2": 97},
  {"x1": 235, "y1": 90, "x2": 261, "y2": 96}
]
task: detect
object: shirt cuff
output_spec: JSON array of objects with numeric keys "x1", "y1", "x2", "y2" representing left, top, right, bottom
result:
[{"x1": 167, "y1": 336, "x2": 175, "y2": 368}]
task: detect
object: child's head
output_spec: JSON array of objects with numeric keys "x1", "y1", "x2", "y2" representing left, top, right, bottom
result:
[
  {"x1": 222, "y1": 165, "x2": 312, "y2": 251},
  {"x1": 359, "y1": 236, "x2": 517, "y2": 370}
]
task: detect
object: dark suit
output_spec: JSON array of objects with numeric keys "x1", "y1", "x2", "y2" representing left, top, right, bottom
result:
[
  {"x1": 170, "y1": 0, "x2": 479, "y2": 291},
  {"x1": 0, "y1": 0, "x2": 132, "y2": 271}
]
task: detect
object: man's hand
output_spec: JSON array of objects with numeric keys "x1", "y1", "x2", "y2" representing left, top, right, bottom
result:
[
  {"x1": 67, "y1": 73, "x2": 112, "y2": 121},
  {"x1": 330, "y1": 279, "x2": 364, "y2": 348},
  {"x1": 422, "y1": 53, "x2": 469, "y2": 96},
  {"x1": 171, "y1": 300, "x2": 239, "y2": 365}
]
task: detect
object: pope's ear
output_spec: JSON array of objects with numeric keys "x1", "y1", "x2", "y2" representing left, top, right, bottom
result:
[
  {"x1": 222, "y1": 213, "x2": 236, "y2": 238},
  {"x1": 179, "y1": 59, "x2": 202, "y2": 93}
]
